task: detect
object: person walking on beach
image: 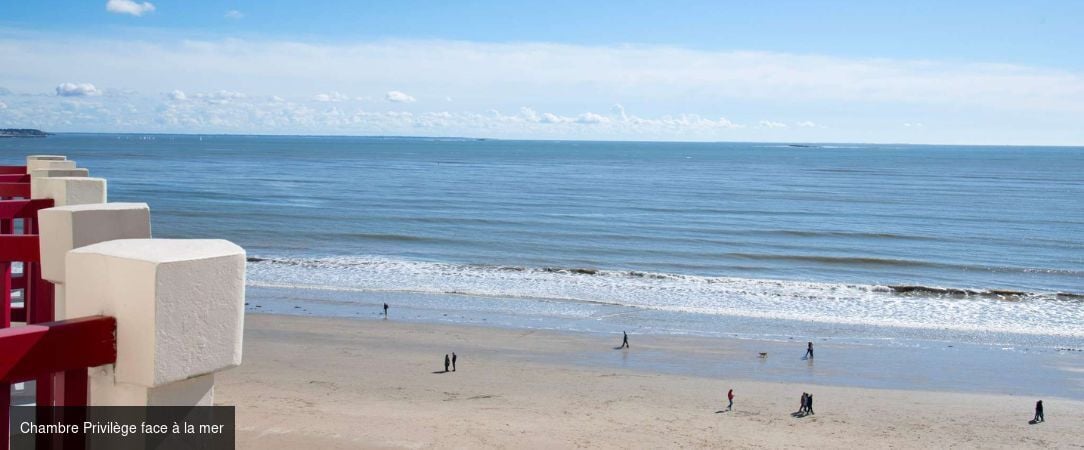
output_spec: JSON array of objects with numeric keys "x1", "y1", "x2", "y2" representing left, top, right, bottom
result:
[
  {"x1": 805, "y1": 342, "x2": 814, "y2": 359},
  {"x1": 798, "y1": 392, "x2": 807, "y2": 414},
  {"x1": 383, "y1": 303, "x2": 389, "y2": 318},
  {"x1": 452, "y1": 352, "x2": 457, "y2": 372},
  {"x1": 1034, "y1": 400, "x2": 1044, "y2": 423},
  {"x1": 444, "y1": 354, "x2": 450, "y2": 373},
  {"x1": 620, "y1": 331, "x2": 629, "y2": 349},
  {"x1": 806, "y1": 393, "x2": 814, "y2": 415},
  {"x1": 727, "y1": 389, "x2": 734, "y2": 411}
]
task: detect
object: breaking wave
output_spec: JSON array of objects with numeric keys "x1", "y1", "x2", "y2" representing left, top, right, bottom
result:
[{"x1": 246, "y1": 255, "x2": 1084, "y2": 337}]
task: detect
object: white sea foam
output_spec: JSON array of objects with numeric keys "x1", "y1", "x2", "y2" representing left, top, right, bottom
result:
[{"x1": 246, "y1": 255, "x2": 1084, "y2": 338}]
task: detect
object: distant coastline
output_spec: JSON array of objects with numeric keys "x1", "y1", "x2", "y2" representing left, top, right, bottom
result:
[{"x1": 0, "y1": 128, "x2": 49, "y2": 138}]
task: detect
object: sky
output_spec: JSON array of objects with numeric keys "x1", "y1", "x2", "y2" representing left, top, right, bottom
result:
[{"x1": 1, "y1": 0, "x2": 1083, "y2": 144}]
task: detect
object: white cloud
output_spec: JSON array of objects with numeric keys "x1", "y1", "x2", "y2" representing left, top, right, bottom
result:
[
  {"x1": 386, "y1": 90, "x2": 416, "y2": 103},
  {"x1": 9, "y1": 37, "x2": 1083, "y2": 114},
  {"x1": 224, "y1": 10, "x2": 244, "y2": 19},
  {"x1": 611, "y1": 104, "x2": 628, "y2": 121},
  {"x1": 519, "y1": 107, "x2": 540, "y2": 122},
  {"x1": 106, "y1": 0, "x2": 155, "y2": 16},
  {"x1": 0, "y1": 101, "x2": 7, "y2": 109},
  {"x1": 56, "y1": 83, "x2": 101, "y2": 97},
  {"x1": 192, "y1": 90, "x2": 246, "y2": 104},
  {"x1": 313, "y1": 92, "x2": 348, "y2": 102},
  {"x1": 758, "y1": 120, "x2": 788, "y2": 128},
  {"x1": 539, "y1": 112, "x2": 568, "y2": 124},
  {"x1": 904, "y1": 122, "x2": 925, "y2": 128},
  {"x1": 3, "y1": 33, "x2": 1084, "y2": 143},
  {"x1": 796, "y1": 120, "x2": 817, "y2": 128},
  {"x1": 168, "y1": 90, "x2": 186, "y2": 101},
  {"x1": 575, "y1": 112, "x2": 610, "y2": 124}
]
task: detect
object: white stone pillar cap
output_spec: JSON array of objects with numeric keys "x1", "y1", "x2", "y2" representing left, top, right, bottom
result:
[
  {"x1": 67, "y1": 238, "x2": 246, "y2": 387},
  {"x1": 31, "y1": 168, "x2": 89, "y2": 178},
  {"x1": 27, "y1": 155, "x2": 67, "y2": 162},
  {"x1": 37, "y1": 202, "x2": 151, "y2": 283},
  {"x1": 32, "y1": 177, "x2": 106, "y2": 205}
]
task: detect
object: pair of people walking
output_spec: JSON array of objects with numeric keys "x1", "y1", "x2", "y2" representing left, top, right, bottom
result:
[
  {"x1": 798, "y1": 392, "x2": 814, "y2": 415},
  {"x1": 444, "y1": 352, "x2": 458, "y2": 372}
]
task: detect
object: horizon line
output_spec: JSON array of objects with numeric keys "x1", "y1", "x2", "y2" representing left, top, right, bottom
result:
[{"x1": 31, "y1": 131, "x2": 1084, "y2": 149}]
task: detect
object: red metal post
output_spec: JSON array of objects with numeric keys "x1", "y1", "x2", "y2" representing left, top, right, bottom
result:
[
  {"x1": 1, "y1": 262, "x2": 9, "y2": 327},
  {"x1": 58, "y1": 369, "x2": 88, "y2": 406},
  {"x1": 1, "y1": 261, "x2": 9, "y2": 450},
  {"x1": 0, "y1": 184, "x2": 29, "y2": 198},
  {"x1": 24, "y1": 263, "x2": 55, "y2": 408}
]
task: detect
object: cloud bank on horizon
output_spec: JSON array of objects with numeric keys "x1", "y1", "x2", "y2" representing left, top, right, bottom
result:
[{"x1": 0, "y1": 26, "x2": 1082, "y2": 144}]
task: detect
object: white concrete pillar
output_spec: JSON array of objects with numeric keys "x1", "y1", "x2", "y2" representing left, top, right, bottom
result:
[
  {"x1": 87, "y1": 367, "x2": 215, "y2": 406},
  {"x1": 27, "y1": 159, "x2": 76, "y2": 173},
  {"x1": 26, "y1": 155, "x2": 67, "y2": 164},
  {"x1": 66, "y1": 239, "x2": 246, "y2": 406},
  {"x1": 30, "y1": 168, "x2": 89, "y2": 178},
  {"x1": 30, "y1": 168, "x2": 90, "y2": 199},
  {"x1": 37, "y1": 203, "x2": 151, "y2": 318},
  {"x1": 33, "y1": 177, "x2": 106, "y2": 205}
]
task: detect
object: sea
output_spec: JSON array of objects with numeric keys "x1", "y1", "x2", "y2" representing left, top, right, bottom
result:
[{"x1": 4, "y1": 134, "x2": 1084, "y2": 394}]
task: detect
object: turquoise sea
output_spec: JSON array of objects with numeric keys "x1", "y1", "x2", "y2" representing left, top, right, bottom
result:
[{"x1": 4, "y1": 134, "x2": 1083, "y2": 368}]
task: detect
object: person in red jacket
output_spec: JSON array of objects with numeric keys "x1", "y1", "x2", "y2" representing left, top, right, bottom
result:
[{"x1": 727, "y1": 389, "x2": 734, "y2": 411}]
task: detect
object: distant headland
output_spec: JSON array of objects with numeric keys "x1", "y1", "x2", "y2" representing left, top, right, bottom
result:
[{"x1": 0, "y1": 128, "x2": 49, "y2": 138}]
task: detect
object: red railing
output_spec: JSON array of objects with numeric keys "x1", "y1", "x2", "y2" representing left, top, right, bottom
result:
[
  {"x1": 1, "y1": 165, "x2": 117, "y2": 449},
  {"x1": 0, "y1": 316, "x2": 116, "y2": 416}
]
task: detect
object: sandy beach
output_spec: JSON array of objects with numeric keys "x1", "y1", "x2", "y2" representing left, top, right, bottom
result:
[{"x1": 216, "y1": 314, "x2": 1084, "y2": 449}]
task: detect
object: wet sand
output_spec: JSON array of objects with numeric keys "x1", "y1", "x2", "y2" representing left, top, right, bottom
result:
[{"x1": 216, "y1": 314, "x2": 1084, "y2": 449}]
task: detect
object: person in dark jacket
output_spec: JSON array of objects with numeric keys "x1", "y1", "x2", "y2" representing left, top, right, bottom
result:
[
  {"x1": 805, "y1": 342, "x2": 814, "y2": 359},
  {"x1": 620, "y1": 331, "x2": 629, "y2": 349},
  {"x1": 444, "y1": 354, "x2": 450, "y2": 373},
  {"x1": 452, "y1": 352, "x2": 458, "y2": 372},
  {"x1": 1034, "y1": 400, "x2": 1044, "y2": 423},
  {"x1": 806, "y1": 393, "x2": 814, "y2": 415}
]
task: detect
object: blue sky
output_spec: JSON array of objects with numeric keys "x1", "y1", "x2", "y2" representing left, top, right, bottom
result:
[{"x1": 1, "y1": 1, "x2": 1083, "y2": 144}]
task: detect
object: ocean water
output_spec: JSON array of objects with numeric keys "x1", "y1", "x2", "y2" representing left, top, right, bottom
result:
[{"x1": 3, "y1": 134, "x2": 1083, "y2": 348}]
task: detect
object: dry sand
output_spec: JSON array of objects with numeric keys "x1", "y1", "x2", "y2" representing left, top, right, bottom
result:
[{"x1": 216, "y1": 314, "x2": 1084, "y2": 449}]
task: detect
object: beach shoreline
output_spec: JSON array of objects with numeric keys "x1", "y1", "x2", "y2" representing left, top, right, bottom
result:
[
  {"x1": 245, "y1": 285, "x2": 1084, "y2": 399},
  {"x1": 216, "y1": 313, "x2": 1084, "y2": 449}
]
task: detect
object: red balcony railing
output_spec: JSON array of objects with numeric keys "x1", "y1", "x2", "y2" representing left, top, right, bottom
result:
[{"x1": 1, "y1": 166, "x2": 117, "y2": 449}]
